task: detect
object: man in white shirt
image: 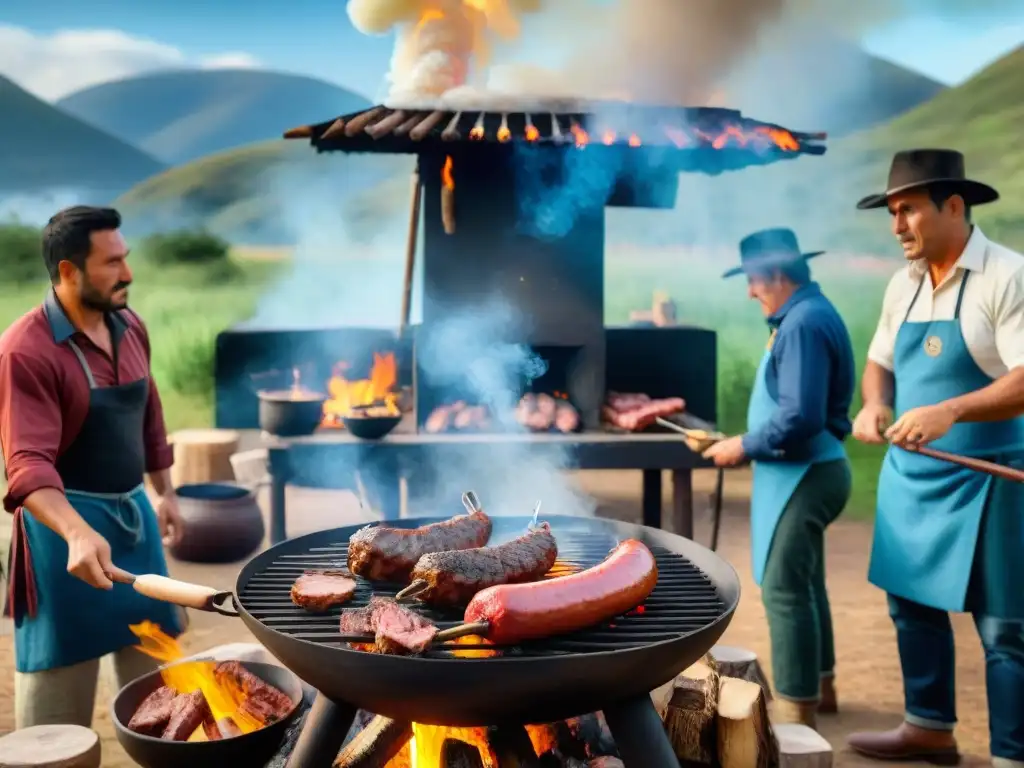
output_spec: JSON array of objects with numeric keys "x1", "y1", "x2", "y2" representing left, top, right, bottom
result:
[{"x1": 847, "y1": 149, "x2": 1024, "y2": 767}]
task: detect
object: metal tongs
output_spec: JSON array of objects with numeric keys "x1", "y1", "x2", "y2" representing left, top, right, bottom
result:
[{"x1": 655, "y1": 417, "x2": 727, "y2": 453}]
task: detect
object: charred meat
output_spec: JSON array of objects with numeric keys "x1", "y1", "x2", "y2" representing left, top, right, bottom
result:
[
  {"x1": 214, "y1": 661, "x2": 295, "y2": 724},
  {"x1": 162, "y1": 690, "x2": 211, "y2": 741},
  {"x1": 347, "y1": 509, "x2": 492, "y2": 582},
  {"x1": 127, "y1": 685, "x2": 177, "y2": 736},
  {"x1": 602, "y1": 392, "x2": 685, "y2": 432},
  {"x1": 338, "y1": 597, "x2": 438, "y2": 655},
  {"x1": 408, "y1": 524, "x2": 559, "y2": 607},
  {"x1": 290, "y1": 570, "x2": 357, "y2": 612}
]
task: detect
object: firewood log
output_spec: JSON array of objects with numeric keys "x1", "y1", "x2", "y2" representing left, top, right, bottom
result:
[
  {"x1": 333, "y1": 715, "x2": 412, "y2": 768},
  {"x1": 0, "y1": 725, "x2": 101, "y2": 768},
  {"x1": 773, "y1": 723, "x2": 833, "y2": 768},
  {"x1": 587, "y1": 759, "x2": 625, "y2": 768},
  {"x1": 711, "y1": 645, "x2": 773, "y2": 699},
  {"x1": 659, "y1": 656, "x2": 720, "y2": 765},
  {"x1": 487, "y1": 724, "x2": 541, "y2": 767},
  {"x1": 717, "y1": 677, "x2": 779, "y2": 768}
]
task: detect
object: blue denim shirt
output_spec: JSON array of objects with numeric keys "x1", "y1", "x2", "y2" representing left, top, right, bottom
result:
[{"x1": 741, "y1": 282, "x2": 855, "y2": 462}]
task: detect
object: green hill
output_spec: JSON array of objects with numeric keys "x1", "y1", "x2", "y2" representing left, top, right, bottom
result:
[
  {"x1": 0, "y1": 76, "x2": 165, "y2": 198},
  {"x1": 56, "y1": 70, "x2": 372, "y2": 165}
]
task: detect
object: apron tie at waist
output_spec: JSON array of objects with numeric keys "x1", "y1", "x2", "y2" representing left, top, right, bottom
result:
[{"x1": 3, "y1": 484, "x2": 147, "y2": 623}]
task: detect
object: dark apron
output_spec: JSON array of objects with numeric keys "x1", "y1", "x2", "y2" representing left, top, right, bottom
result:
[{"x1": 5, "y1": 335, "x2": 183, "y2": 673}]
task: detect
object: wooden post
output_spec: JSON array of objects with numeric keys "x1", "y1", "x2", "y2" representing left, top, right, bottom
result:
[
  {"x1": 400, "y1": 165, "x2": 422, "y2": 339},
  {"x1": 717, "y1": 677, "x2": 779, "y2": 768},
  {"x1": 0, "y1": 725, "x2": 101, "y2": 767},
  {"x1": 658, "y1": 655, "x2": 720, "y2": 765}
]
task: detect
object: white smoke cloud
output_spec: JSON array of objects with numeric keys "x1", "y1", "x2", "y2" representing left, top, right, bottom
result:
[{"x1": 0, "y1": 24, "x2": 260, "y2": 101}]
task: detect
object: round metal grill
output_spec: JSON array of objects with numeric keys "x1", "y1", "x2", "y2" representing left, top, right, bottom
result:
[{"x1": 238, "y1": 516, "x2": 727, "y2": 659}]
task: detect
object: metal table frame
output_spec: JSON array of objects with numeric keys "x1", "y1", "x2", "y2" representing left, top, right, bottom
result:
[{"x1": 263, "y1": 430, "x2": 712, "y2": 544}]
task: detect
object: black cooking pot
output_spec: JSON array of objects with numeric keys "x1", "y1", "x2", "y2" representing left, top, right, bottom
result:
[
  {"x1": 257, "y1": 390, "x2": 326, "y2": 437},
  {"x1": 170, "y1": 483, "x2": 265, "y2": 564},
  {"x1": 341, "y1": 413, "x2": 401, "y2": 440},
  {"x1": 112, "y1": 660, "x2": 303, "y2": 768}
]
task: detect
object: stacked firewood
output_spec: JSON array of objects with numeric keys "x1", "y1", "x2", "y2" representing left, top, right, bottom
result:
[{"x1": 653, "y1": 647, "x2": 833, "y2": 768}]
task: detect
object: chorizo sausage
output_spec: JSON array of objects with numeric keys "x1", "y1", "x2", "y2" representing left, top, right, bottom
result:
[{"x1": 463, "y1": 539, "x2": 658, "y2": 645}]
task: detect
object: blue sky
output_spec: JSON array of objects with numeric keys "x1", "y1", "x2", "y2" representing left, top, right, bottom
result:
[{"x1": 0, "y1": 0, "x2": 1021, "y2": 101}]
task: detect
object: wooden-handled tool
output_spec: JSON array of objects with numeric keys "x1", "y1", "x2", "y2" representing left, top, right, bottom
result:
[
  {"x1": 108, "y1": 570, "x2": 239, "y2": 616},
  {"x1": 655, "y1": 417, "x2": 727, "y2": 453},
  {"x1": 907, "y1": 445, "x2": 1024, "y2": 484}
]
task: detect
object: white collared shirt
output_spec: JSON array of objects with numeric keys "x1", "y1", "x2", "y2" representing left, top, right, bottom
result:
[{"x1": 867, "y1": 227, "x2": 1024, "y2": 380}]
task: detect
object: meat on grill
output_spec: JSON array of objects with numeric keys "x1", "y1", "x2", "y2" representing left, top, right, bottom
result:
[
  {"x1": 554, "y1": 401, "x2": 580, "y2": 433},
  {"x1": 347, "y1": 509, "x2": 493, "y2": 582},
  {"x1": 408, "y1": 524, "x2": 559, "y2": 607},
  {"x1": 214, "y1": 661, "x2": 295, "y2": 724},
  {"x1": 290, "y1": 570, "x2": 357, "y2": 612},
  {"x1": 602, "y1": 392, "x2": 685, "y2": 432},
  {"x1": 127, "y1": 685, "x2": 177, "y2": 736},
  {"x1": 162, "y1": 689, "x2": 211, "y2": 741},
  {"x1": 338, "y1": 597, "x2": 438, "y2": 655},
  {"x1": 463, "y1": 539, "x2": 659, "y2": 645}
]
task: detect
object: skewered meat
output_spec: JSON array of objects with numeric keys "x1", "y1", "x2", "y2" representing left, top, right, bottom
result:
[
  {"x1": 425, "y1": 403, "x2": 457, "y2": 433},
  {"x1": 453, "y1": 404, "x2": 489, "y2": 431},
  {"x1": 214, "y1": 661, "x2": 295, "y2": 724},
  {"x1": 347, "y1": 509, "x2": 493, "y2": 582},
  {"x1": 602, "y1": 394, "x2": 685, "y2": 432},
  {"x1": 290, "y1": 570, "x2": 357, "y2": 612},
  {"x1": 162, "y1": 690, "x2": 211, "y2": 741},
  {"x1": 127, "y1": 685, "x2": 177, "y2": 735},
  {"x1": 554, "y1": 401, "x2": 580, "y2": 433},
  {"x1": 339, "y1": 597, "x2": 438, "y2": 654},
  {"x1": 463, "y1": 539, "x2": 658, "y2": 645},
  {"x1": 408, "y1": 524, "x2": 559, "y2": 607}
]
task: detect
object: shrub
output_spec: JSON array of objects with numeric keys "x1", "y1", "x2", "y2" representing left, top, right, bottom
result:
[
  {"x1": 717, "y1": 354, "x2": 759, "y2": 433},
  {"x1": 0, "y1": 222, "x2": 44, "y2": 285},
  {"x1": 139, "y1": 230, "x2": 231, "y2": 267},
  {"x1": 156, "y1": 324, "x2": 218, "y2": 400}
]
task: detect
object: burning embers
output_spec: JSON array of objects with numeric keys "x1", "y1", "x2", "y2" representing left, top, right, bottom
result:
[
  {"x1": 126, "y1": 622, "x2": 295, "y2": 742},
  {"x1": 424, "y1": 393, "x2": 579, "y2": 434},
  {"x1": 281, "y1": 352, "x2": 401, "y2": 428}
]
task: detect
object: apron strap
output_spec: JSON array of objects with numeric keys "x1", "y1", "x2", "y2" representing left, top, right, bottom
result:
[
  {"x1": 66, "y1": 339, "x2": 97, "y2": 390},
  {"x1": 954, "y1": 270, "x2": 971, "y2": 319},
  {"x1": 902, "y1": 275, "x2": 927, "y2": 324},
  {"x1": 3, "y1": 508, "x2": 38, "y2": 621}
]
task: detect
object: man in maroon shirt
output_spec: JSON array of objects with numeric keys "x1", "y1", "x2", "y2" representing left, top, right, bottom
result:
[{"x1": 0, "y1": 206, "x2": 186, "y2": 728}]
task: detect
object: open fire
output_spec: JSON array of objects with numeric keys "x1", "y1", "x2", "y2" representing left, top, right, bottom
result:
[
  {"x1": 283, "y1": 352, "x2": 402, "y2": 428},
  {"x1": 127, "y1": 622, "x2": 295, "y2": 742}
]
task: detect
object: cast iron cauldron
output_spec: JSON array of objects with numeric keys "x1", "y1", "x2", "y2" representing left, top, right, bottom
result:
[
  {"x1": 341, "y1": 413, "x2": 401, "y2": 440},
  {"x1": 258, "y1": 390, "x2": 326, "y2": 437},
  {"x1": 112, "y1": 660, "x2": 303, "y2": 768},
  {"x1": 170, "y1": 483, "x2": 265, "y2": 563}
]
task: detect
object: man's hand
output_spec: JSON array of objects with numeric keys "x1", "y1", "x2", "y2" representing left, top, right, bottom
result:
[
  {"x1": 703, "y1": 436, "x2": 747, "y2": 468},
  {"x1": 885, "y1": 403, "x2": 957, "y2": 447},
  {"x1": 155, "y1": 493, "x2": 184, "y2": 547},
  {"x1": 66, "y1": 525, "x2": 116, "y2": 589},
  {"x1": 852, "y1": 402, "x2": 894, "y2": 444}
]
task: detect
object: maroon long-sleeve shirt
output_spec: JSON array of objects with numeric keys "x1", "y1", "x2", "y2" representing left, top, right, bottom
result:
[{"x1": 0, "y1": 291, "x2": 173, "y2": 512}]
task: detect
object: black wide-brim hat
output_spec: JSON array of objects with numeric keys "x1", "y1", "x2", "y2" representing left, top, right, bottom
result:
[
  {"x1": 856, "y1": 148, "x2": 999, "y2": 210},
  {"x1": 722, "y1": 227, "x2": 824, "y2": 279}
]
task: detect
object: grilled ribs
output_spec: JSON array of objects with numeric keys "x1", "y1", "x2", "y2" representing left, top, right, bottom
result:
[
  {"x1": 409, "y1": 525, "x2": 559, "y2": 607},
  {"x1": 347, "y1": 509, "x2": 492, "y2": 582}
]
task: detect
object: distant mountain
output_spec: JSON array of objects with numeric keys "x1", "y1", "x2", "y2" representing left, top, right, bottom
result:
[
  {"x1": 56, "y1": 69, "x2": 373, "y2": 165},
  {"x1": 0, "y1": 75, "x2": 165, "y2": 201}
]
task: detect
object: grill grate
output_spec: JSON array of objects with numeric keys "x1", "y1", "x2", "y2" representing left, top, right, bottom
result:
[{"x1": 238, "y1": 525, "x2": 727, "y2": 660}]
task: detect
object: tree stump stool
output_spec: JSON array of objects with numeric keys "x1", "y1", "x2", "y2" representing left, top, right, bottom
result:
[
  {"x1": 711, "y1": 645, "x2": 773, "y2": 700},
  {"x1": 169, "y1": 429, "x2": 240, "y2": 487},
  {"x1": 0, "y1": 724, "x2": 101, "y2": 768},
  {"x1": 774, "y1": 723, "x2": 833, "y2": 768}
]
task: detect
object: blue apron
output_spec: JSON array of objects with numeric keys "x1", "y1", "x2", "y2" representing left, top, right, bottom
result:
[
  {"x1": 868, "y1": 272, "x2": 1024, "y2": 617},
  {"x1": 6, "y1": 332, "x2": 183, "y2": 673},
  {"x1": 747, "y1": 333, "x2": 846, "y2": 585}
]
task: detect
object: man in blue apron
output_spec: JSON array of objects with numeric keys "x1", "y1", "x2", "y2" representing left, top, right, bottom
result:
[
  {"x1": 848, "y1": 150, "x2": 1024, "y2": 766},
  {"x1": 0, "y1": 206, "x2": 185, "y2": 728},
  {"x1": 704, "y1": 228, "x2": 855, "y2": 728}
]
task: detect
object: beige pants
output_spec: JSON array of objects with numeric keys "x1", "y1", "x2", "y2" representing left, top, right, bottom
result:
[{"x1": 14, "y1": 647, "x2": 161, "y2": 729}]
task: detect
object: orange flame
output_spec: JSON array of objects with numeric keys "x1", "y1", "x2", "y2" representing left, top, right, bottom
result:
[
  {"x1": 442, "y1": 156, "x2": 454, "y2": 190},
  {"x1": 130, "y1": 621, "x2": 264, "y2": 738},
  {"x1": 497, "y1": 126, "x2": 511, "y2": 142},
  {"x1": 628, "y1": 134, "x2": 642, "y2": 147},
  {"x1": 322, "y1": 352, "x2": 400, "y2": 426},
  {"x1": 602, "y1": 131, "x2": 615, "y2": 145},
  {"x1": 524, "y1": 124, "x2": 539, "y2": 141},
  {"x1": 570, "y1": 123, "x2": 588, "y2": 148}
]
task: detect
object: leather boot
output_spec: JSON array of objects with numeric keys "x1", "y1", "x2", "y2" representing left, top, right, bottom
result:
[
  {"x1": 818, "y1": 677, "x2": 838, "y2": 714},
  {"x1": 772, "y1": 698, "x2": 818, "y2": 729},
  {"x1": 848, "y1": 722, "x2": 960, "y2": 765}
]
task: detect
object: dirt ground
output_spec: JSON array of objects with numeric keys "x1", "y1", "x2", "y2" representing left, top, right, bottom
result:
[{"x1": 0, "y1": 469, "x2": 994, "y2": 767}]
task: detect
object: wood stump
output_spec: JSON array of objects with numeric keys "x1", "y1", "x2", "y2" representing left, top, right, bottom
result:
[
  {"x1": 711, "y1": 645, "x2": 773, "y2": 700},
  {"x1": 657, "y1": 655, "x2": 720, "y2": 765},
  {"x1": 0, "y1": 725, "x2": 101, "y2": 768},
  {"x1": 773, "y1": 724, "x2": 833, "y2": 768},
  {"x1": 717, "y1": 677, "x2": 778, "y2": 768},
  {"x1": 169, "y1": 429, "x2": 240, "y2": 487},
  {"x1": 333, "y1": 715, "x2": 411, "y2": 768}
]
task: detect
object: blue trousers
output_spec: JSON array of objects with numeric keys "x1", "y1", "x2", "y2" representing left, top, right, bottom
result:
[{"x1": 888, "y1": 594, "x2": 1024, "y2": 762}]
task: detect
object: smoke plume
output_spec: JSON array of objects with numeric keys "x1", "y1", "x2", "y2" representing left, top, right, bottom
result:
[{"x1": 348, "y1": 0, "x2": 1020, "y2": 107}]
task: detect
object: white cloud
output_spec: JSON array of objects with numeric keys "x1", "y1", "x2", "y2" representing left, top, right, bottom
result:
[{"x1": 0, "y1": 24, "x2": 261, "y2": 101}]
